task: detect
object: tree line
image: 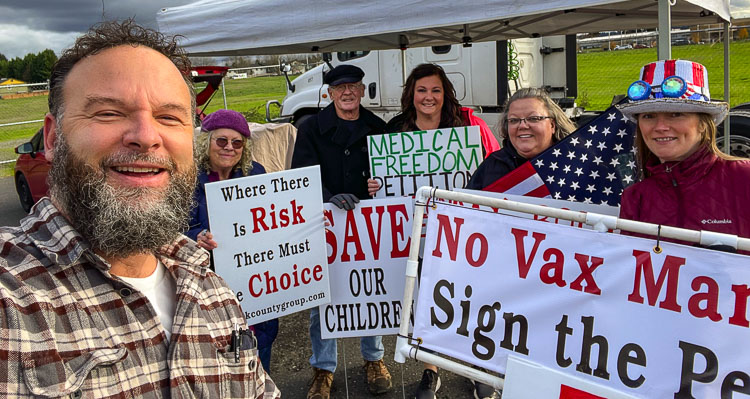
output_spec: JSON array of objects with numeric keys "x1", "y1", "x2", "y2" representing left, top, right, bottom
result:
[{"x1": 0, "y1": 49, "x2": 58, "y2": 84}]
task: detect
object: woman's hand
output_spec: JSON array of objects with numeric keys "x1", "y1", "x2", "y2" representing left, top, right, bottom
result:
[
  {"x1": 367, "y1": 179, "x2": 381, "y2": 197},
  {"x1": 197, "y1": 229, "x2": 218, "y2": 250}
]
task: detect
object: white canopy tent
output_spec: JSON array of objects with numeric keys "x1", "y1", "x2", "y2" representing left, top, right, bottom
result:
[
  {"x1": 156, "y1": 0, "x2": 730, "y2": 56},
  {"x1": 157, "y1": 0, "x2": 738, "y2": 152}
]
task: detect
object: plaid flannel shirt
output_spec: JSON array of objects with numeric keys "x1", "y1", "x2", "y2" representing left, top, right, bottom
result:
[{"x1": 0, "y1": 199, "x2": 281, "y2": 398}]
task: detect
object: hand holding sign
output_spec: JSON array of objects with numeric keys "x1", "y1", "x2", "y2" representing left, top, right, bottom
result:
[{"x1": 205, "y1": 166, "x2": 330, "y2": 324}]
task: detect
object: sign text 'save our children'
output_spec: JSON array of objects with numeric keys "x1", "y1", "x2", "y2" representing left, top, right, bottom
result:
[
  {"x1": 321, "y1": 197, "x2": 415, "y2": 338},
  {"x1": 204, "y1": 166, "x2": 330, "y2": 325}
]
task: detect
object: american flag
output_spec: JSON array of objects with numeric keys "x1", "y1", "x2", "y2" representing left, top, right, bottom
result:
[{"x1": 484, "y1": 105, "x2": 638, "y2": 206}]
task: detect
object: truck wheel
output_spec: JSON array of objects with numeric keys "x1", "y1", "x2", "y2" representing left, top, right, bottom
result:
[
  {"x1": 717, "y1": 110, "x2": 750, "y2": 158},
  {"x1": 15, "y1": 174, "x2": 34, "y2": 213},
  {"x1": 294, "y1": 114, "x2": 314, "y2": 129}
]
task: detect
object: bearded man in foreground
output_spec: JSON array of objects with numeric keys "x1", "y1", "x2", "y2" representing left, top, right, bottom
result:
[{"x1": 0, "y1": 19, "x2": 280, "y2": 398}]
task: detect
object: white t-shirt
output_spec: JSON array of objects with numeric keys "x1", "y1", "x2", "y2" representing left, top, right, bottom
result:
[{"x1": 119, "y1": 260, "x2": 177, "y2": 342}]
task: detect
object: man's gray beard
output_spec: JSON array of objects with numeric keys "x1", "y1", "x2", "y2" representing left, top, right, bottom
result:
[{"x1": 48, "y1": 132, "x2": 197, "y2": 258}]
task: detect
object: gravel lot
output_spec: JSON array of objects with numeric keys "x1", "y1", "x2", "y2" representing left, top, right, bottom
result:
[{"x1": 270, "y1": 310, "x2": 482, "y2": 398}]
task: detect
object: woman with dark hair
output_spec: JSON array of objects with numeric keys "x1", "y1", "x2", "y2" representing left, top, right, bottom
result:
[
  {"x1": 383, "y1": 64, "x2": 499, "y2": 399},
  {"x1": 385, "y1": 63, "x2": 499, "y2": 153},
  {"x1": 617, "y1": 59, "x2": 750, "y2": 250},
  {"x1": 466, "y1": 87, "x2": 577, "y2": 190},
  {"x1": 371, "y1": 64, "x2": 500, "y2": 197},
  {"x1": 185, "y1": 109, "x2": 278, "y2": 374}
]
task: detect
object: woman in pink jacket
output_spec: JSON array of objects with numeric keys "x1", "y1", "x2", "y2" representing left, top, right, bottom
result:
[{"x1": 617, "y1": 59, "x2": 750, "y2": 252}]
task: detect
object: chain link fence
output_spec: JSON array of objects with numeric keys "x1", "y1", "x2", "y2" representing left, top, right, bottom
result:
[
  {"x1": 0, "y1": 83, "x2": 48, "y2": 176},
  {"x1": 577, "y1": 27, "x2": 750, "y2": 111}
]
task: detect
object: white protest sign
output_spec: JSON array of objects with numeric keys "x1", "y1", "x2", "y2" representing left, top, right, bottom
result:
[
  {"x1": 503, "y1": 356, "x2": 637, "y2": 399},
  {"x1": 320, "y1": 197, "x2": 414, "y2": 338},
  {"x1": 205, "y1": 166, "x2": 329, "y2": 324},
  {"x1": 454, "y1": 189, "x2": 620, "y2": 230},
  {"x1": 414, "y1": 202, "x2": 750, "y2": 399},
  {"x1": 369, "y1": 126, "x2": 481, "y2": 197}
]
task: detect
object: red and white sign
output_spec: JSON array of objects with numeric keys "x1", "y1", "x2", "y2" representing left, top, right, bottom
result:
[
  {"x1": 321, "y1": 197, "x2": 414, "y2": 338},
  {"x1": 205, "y1": 166, "x2": 330, "y2": 324},
  {"x1": 413, "y1": 202, "x2": 750, "y2": 398},
  {"x1": 503, "y1": 356, "x2": 637, "y2": 399}
]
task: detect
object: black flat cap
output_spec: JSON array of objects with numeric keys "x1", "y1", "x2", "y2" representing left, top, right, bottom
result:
[{"x1": 324, "y1": 64, "x2": 365, "y2": 86}]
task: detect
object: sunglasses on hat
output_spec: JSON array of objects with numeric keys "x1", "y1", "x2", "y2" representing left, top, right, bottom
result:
[{"x1": 627, "y1": 75, "x2": 687, "y2": 101}]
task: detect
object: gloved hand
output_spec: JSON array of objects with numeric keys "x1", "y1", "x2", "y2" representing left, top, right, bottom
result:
[{"x1": 329, "y1": 193, "x2": 360, "y2": 211}]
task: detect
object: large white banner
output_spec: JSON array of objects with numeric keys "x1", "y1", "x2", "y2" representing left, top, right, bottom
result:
[
  {"x1": 205, "y1": 166, "x2": 329, "y2": 324},
  {"x1": 414, "y1": 202, "x2": 750, "y2": 399},
  {"x1": 321, "y1": 197, "x2": 414, "y2": 338},
  {"x1": 369, "y1": 126, "x2": 481, "y2": 197}
]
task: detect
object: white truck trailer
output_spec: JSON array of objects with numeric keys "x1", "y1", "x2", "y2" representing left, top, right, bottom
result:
[{"x1": 266, "y1": 36, "x2": 576, "y2": 134}]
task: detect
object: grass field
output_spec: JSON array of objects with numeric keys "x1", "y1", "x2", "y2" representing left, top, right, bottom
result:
[
  {"x1": 578, "y1": 41, "x2": 750, "y2": 110},
  {"x1": 195, "y1": 74, "x2": 297, "y2": 120},
  {"x1": 2, "y1": 42, "x2": 749, "y2": 174}
]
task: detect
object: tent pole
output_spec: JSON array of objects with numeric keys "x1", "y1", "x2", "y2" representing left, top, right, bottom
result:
[
  {"x1": 222, "y1": 79, "x2": 228, "y2": 109},
  {"x1": 723, "y1": 21, "x2": 731, "y2": 153},
  {"x1": 401, "y1": 49, "x2": 407, "y2": 85},
  {"x1": 657, "y1": 0, "x2": 671, "y2": 60}
]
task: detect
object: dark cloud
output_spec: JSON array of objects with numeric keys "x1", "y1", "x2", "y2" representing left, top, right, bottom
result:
[
  {"x1": 1, "y1": 0, "x2": 749, "y2": 59},
  {"x1": 0, "y1": 0, "x2": 194, "y2": 58},
  {"x1": 0, "y1": 0, "x2": 192, "y2": 33}
]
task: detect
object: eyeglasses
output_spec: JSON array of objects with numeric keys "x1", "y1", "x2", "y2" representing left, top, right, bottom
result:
[
  {"x1": 330, "y1": 83, "x2": 363, "y2": 93},
  {"x1": 212, "y1": 137, "x2": 244, "y2": 149},
  {"x1": 507, "y1": 116, "x2": 552, "y2": 126},
  {"x1": 627, "y1": 75, "x2": 687, "y2": 101}
]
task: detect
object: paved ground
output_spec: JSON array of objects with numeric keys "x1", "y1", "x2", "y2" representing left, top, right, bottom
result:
[
  {"x1": 0, "y1": 176, "x2": 28, "y2": 226},
  {"x1": 270, "y1": 309, "x2": 478, "y2": 399},
  {"x1": 0, "y1": 176, "x2": 482, "y2": 399}
]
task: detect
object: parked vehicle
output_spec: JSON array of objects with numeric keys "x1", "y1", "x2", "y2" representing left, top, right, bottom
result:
[
  {"x1": 613, "y1": 44, "x2": 633, "y2": 50},
  {"x1": 266, "y1": 36, "x2": 579, "y2": 134},
  {"x1": 14, "y1": 128, "x2": 49, "y2": 212},
  {"x1": 632, "y1": 43, "x2": 650, "y2": 49},
  {"x1": 672, "y1": 38, "x2": 692, "y2": 46}
]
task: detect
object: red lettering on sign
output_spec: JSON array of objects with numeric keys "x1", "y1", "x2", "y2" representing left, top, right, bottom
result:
[
  {"x1": 627, "y1": 250, "x2": 685, "y2": 312},
  {"x1": 688, "y1": 276, "x2": 722, "y2": 322},
  {"x1": 341, "y1": 211, "x2": 366, "y2": 262},
  {"x1": 361, "y1": 206, "x2": 386, "y2": 260},
  {"x1": 387, "y1": 204, "x2": 410, "y2": 258},
  {"x1": 510, "y1": 228, "x2": 547, "y2": 279},
  {"x1": 729, "y1": 284, "x2": 750, "y2": 327},
  {"x1": 569, "y1": 254, "x2": 604, "y2": 295},
  {"x1": 431, "y1": 214, "x2": 464, "y2": 261}
]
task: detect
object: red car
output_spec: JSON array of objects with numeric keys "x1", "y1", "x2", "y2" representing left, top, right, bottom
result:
[
  {"x1": 12, "y1": 66, "x2": 229, "y2": 213},
  {"x1": 14, "y1": 127, "x2": 50, "y2": 212}
]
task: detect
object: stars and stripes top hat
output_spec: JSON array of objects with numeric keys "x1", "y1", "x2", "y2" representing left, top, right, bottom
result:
[{"x1": 617, "y1": 59, "x2": 728, "y2": 124}]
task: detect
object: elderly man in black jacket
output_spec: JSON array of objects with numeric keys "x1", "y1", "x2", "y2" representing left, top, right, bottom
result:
[{"x1": 291, "y1": 65, "x2": 390, "y2": 399}]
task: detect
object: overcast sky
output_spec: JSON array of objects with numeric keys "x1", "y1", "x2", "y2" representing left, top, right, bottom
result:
[{"x1": 1, "y1": 0, "x2": 749, "y2": 59}]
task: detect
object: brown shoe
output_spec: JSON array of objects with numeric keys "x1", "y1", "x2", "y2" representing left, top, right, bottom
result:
[
  {"x1": 307, "y1": 367, "x2": 334, "y2": 399},
  {"x1": 364, "y1": 359, "x2": 392, "y2": 395}
]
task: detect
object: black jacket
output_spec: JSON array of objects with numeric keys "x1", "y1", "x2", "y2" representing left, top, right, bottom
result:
[
  {"x1": 291, "y1": 103, "x2": 386, "y2": 201},
  {"x1": 466, "y1": 139, "x2": 527, "y2": 190}
]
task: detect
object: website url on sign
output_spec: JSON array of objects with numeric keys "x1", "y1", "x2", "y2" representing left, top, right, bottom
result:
[{"x1": 245, "y1": 291, "x2": 327, "y2": 318}]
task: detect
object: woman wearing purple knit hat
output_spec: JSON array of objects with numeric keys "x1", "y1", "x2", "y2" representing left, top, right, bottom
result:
[
  {"x1": 185, "y1": 109, "x2": 278, "y2": 372},
  {"x1": 617, "y1": 59, "x2": 750, "y2": 252}
]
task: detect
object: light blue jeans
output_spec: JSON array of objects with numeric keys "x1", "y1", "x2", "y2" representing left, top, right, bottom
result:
[{"x1": 309, "y1": 307, "x2": 384, "y2": 372}]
